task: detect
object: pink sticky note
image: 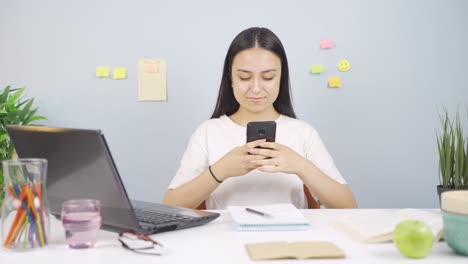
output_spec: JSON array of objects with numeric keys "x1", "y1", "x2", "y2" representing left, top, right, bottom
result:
[
  {"x1": 143, "y1": 61, "x2": 159, "y2": 73},
  {"x1": 320, "y1": 38, "x2": 334, "y2": 49}
]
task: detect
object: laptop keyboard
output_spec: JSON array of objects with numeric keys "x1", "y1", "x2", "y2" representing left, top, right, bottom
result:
[{"x1": 134, "y1": 208, "x2": 193, "y2": 225}]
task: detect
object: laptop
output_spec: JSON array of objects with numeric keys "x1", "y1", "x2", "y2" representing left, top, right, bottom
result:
[{"x1": 6, "y1": 125, "x2": 220, "y2": 235}]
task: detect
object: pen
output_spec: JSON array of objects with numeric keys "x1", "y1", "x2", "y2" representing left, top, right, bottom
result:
[{"x1": 245, "y1": 207, "x2": 270, "y2": 217}]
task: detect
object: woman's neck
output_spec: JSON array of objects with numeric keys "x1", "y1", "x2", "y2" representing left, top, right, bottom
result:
[{"x1": 229, "y1": 108, "x2": 280, "y2": 127}]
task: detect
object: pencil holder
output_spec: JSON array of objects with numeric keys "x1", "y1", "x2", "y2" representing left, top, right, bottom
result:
[{"x1": 1, "y1": 159, "x2": 50, "y2": 250}]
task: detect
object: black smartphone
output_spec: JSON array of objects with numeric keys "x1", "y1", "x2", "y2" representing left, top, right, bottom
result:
[{"x1": 246, "y1": 121, "x2": 276, "y2": 146}]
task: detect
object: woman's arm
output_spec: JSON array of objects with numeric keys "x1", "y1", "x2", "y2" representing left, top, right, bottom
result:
[
  {"x1": 163, "y1": 166, "x2": 221, "y2": 208},
  {"x1": 163, "y1": 139, "x2": 268, "y2": 208},
  {"x1": 250, "y1": 141, "x2": 358, "y2": 209},
  {"x1": 296, "y1": 161, "x2": 357, "y2": 208}
]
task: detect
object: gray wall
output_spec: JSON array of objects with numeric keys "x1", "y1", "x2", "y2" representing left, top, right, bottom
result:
[{"x1": 1, "y1": 0, "x2": 467, "y2": 208}]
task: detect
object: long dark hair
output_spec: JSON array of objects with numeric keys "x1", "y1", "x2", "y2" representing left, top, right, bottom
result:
[{"x1": 210, "y1": 27, "x2": 296, "y2": 119}]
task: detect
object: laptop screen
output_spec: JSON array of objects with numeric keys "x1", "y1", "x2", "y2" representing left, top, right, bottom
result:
[{"x1": 6, "y1": 125, "x2": 139, "y2": 231}]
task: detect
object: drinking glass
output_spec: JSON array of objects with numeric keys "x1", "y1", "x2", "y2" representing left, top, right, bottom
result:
[{"x1": 61, "y1": 199, "x2": 101, "y2": 249}]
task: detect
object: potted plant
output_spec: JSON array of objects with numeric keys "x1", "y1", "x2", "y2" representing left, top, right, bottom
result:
[
  {"x1": 0, "y1": 86, "x2": 47, "y2": 211},
  {"x1": 436, "y1": 108, "x2": 468, "y2": 201}
]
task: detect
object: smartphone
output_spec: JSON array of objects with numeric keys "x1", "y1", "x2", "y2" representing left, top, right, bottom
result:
[{"x1": 246, "y1": 121, "x2": 276, "y2": 146}]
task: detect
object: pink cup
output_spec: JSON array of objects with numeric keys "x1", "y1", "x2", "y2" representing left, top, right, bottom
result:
[{"x1": 61, "y1": 199, "x2": 102, "y2": 249}]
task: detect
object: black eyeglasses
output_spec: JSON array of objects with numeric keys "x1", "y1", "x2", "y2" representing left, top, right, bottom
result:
[{"x1": 118, "y1": 231, "x2": 163, "y2": 255}]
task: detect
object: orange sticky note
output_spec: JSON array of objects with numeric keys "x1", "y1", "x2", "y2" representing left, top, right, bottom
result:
[
  {"x1": 328, "y1": 76, "x2": 341, "y2": 88},
  {"x1": 143, "y1": 61, "x2": 159, "y2": 73}
]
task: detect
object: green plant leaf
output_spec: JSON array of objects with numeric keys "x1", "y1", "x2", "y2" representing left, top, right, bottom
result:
[
  {"x1": 454, "y1": 111, "x2": 465, "y2": 188},
  {"x1": 0, "y1": 148, "x2": 8, "y2": 156},
  {"x1": 23, "y1": 108, "x2": 37, "y2": 124},
  {"x1": 7, "y1": 87, "x2": 24, "y2": 105},
  {"x1": 465, "y1": 138, "x2": 468, "y2": 188},
  {"x1": 16, "y1": 99, "x2": 31, "y2": 109},
  {"x1": 18, "y1": 99, "x2": 34, "y2": 122},
  {"x1": 25, "y1": 115, "x2": 47, "y2": 124},
  {"x1": 0, "y1": 134, "x2": 8, "y2": 143},
  {"x1": 0, "y1": 86, "x2": 47, "y2": 172},
  {"x1": 0, "y1": 86, "x2": 11, "y2": 103},
  {"x1": 437, "y1": 108, "x2": 455, "y2": 188}
]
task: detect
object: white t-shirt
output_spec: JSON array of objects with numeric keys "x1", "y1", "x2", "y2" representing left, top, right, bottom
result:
[{"x1": 168, "y1": 115, "x2": 346, "y2": 209}]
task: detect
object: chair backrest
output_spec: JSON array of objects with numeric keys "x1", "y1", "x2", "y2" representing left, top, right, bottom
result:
[
  {"x1": 303, "y1": 184, "x2": 321, "y2": 209},
  {"x1": 196, "y1": 185, "x2": 320, "y2": 210}
]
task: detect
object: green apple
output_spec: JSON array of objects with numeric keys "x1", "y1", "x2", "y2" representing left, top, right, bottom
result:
[{"x1": 394, "y1": 220, "x2": 434, "y2": 258}]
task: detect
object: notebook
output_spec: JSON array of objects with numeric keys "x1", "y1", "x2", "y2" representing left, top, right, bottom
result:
[
  {"x1": 245, "y1": 241, "x2": 346, "y2": 260},
  {"x1": 329, "y1": 208, "x2": 443, "y2": 243},
  {"x1": 6, "y1": 125, "x2": 220, "y2": 235},
  {"x1": 227, "y1": 204, "x2": 310, "y2": 231}
]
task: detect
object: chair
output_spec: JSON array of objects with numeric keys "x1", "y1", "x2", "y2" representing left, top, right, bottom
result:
[{"x1": 196, "y1": 185, "x2": 320, "y2": 210}]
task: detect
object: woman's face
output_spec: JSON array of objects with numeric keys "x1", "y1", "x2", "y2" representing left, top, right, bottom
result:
[{"x1": 231, "y1": 48, "x2": 281, "y2": 115}]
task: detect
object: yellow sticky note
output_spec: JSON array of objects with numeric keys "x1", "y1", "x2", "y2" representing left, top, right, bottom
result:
[
  {"x1": 96, "y1": 66, "x2": 110, "y2": 78},
  {"x1": 337, "y1": 59, "x2": 350, "y2": 72},
  {"x1": 113, "y1": 68, "x2": 127, "y2": 80},
  {"x1": 138, "y1": 59, "x2": 166, "y2": 101},
  {"x1": 311, "y1": 65, "x2": 324, "y2": 74},
  {"x1": 328, "y1": 76, "x2": 341, "y2": 88}
]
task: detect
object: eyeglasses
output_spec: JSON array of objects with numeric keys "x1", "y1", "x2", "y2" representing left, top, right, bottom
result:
[{"x1": 118, "y1": 231, "x2": 163, "y2": 255}]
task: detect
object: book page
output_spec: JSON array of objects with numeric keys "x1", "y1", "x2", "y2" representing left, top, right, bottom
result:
[
  {"x1": 333, "y1": 211, "x2": 397, "y2": 241},
  {"x1": 331, "y1": 209, "x2": 443, "y2": 243},
  {"x1": 397, "y1": 209, "x2": 443, "y2": 240}
]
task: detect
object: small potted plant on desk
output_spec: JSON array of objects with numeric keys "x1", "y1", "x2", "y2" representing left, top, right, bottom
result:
[
  {"x1": 0, "y1": 86, "x2": 47, "y2": 213},
  {"x1": 436, "y1": 109, "x2": 468, "y2": 201}
]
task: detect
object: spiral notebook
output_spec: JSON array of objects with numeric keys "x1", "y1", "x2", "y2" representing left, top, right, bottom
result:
[{"x1": 227, "y1": 204, "x2": 310, "y2": 231}]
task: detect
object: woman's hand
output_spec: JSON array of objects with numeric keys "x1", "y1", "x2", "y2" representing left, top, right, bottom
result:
[
  {"x1": 211, "y1": 139, "x2": 270, "y2": 181},
  {"x1": 247, "y1": 142, "x2": 309, "y2": 175}
]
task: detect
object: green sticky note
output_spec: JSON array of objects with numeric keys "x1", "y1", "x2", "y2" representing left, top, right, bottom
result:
[
  {"x1": 311, "y1": 65, "x2": 324, "y2": 74},
  {"x1": 113, "y1": 67, "x2": 127, "y2": 79},
  {"x1": 96, "y1": 66, "x2": 110, "y2": 77}
]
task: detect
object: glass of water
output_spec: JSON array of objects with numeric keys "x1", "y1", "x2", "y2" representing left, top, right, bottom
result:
[{"x1": 61, "y1": 199, "x2": 101, "y2": 249}]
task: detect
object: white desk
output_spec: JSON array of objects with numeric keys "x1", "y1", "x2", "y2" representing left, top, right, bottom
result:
[{"x1": 0, "y1": 209, "x2": 466, "y2": 264}]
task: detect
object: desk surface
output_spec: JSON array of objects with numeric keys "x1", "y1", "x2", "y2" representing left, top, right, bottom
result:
[{"x1": 0, "y1": 209, "x2": 466, "y2": 263}]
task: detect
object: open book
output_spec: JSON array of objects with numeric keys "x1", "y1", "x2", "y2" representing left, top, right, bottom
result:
[
  {"x1": 245, "y1": 241, "x2": 346, "y2": 260},
  {"x1": 330, "y1": 209, "x2": 443, "y2": 243},
  {"x1": 227, "y1": 204, "x2": 310, "y2": 231}
]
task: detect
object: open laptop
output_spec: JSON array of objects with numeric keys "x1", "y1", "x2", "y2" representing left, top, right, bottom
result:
[{"x1": 6, "y1": 125, "x2": 219, "y2": 235}]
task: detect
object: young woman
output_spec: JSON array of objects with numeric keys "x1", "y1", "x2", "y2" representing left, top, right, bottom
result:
[{"x1": 163, "y1": 27, "x2": 357, "y2": 209}]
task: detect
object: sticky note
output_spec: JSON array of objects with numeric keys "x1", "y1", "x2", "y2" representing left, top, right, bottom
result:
[
  {"x1": 96, "y1": 66, "x2": 110, "y2": 78},
  {"x1": 143, "y1": 61, "x2": 159, "y2": 73},
  {"x1": 320, "y1": 38, "x2": 334, "y2": 49},
  {"x1": 113, "y1": 68, "x2": 127, "y2": 79},
  {"x1": 328, "y1": 76, "x2": 341, "y2": 88},
  {"x1": 337, "y1": 59, "x2": 350, "y2": 72},
  {"x1": 138, "y1": 59, "x2": 167, "y2": 101},
  {"x1": 311, "y1": 65, "x2": 324, "y2": 74}
]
